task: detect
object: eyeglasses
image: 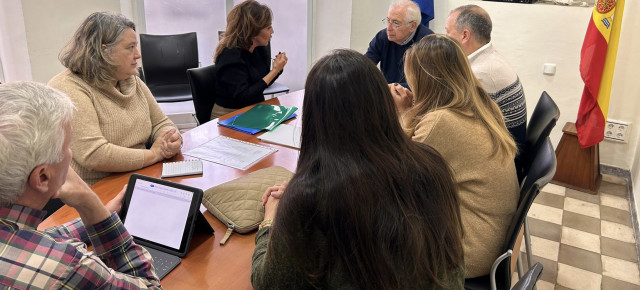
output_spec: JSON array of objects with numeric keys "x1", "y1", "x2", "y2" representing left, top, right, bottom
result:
[{"x1": 382, "y1": 17, "x2": 412, "y2": 29}]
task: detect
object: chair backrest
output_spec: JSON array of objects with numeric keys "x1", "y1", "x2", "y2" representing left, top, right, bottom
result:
[
  {"x1": 519, "y1": 91, "x2": 560, "y2": 182},
  {"x1": 140, "y1": 32, "x2": 198, "y2": 88},
  {"x1": 186, "y1": 64, "x2": 217, "y2": 125},
  {"x1": 496, "y1": 138, "x2": 557, "y2": 289}
]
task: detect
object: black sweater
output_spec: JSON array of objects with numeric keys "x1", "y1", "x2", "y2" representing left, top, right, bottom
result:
[{"x1": 214, "y1": 45, "x2": 281, "y2": 109}]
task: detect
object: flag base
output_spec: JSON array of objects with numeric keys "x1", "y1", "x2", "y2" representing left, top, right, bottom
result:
[{"x1": 552, "y1": 122, "x2": 601, "y2": 194}]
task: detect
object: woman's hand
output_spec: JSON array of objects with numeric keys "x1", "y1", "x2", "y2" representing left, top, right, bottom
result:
[
  {"x1": 389, "y1": 83, "x2": 413, "y2": 112},
  {"x1": 272, "y1": 52, "x2": 288, "y2": 72},
  {"x1": 150, "y1": 128, "x2": 182, "y2": 161},
  {"x1": 261, "y1": 182, "x2": 287, "y2": 220}
]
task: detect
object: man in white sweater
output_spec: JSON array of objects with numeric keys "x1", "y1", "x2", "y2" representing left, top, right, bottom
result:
[{"x1": 445, "y1": 5, "x2": 527, "y2": 154}]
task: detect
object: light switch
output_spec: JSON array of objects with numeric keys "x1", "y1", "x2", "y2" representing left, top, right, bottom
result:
[{"x1": 543, "y1": 63, "x2": 556, "y2": 75}]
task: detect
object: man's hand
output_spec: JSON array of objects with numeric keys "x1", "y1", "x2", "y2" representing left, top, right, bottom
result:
[
  {"x1": 105, "y1": 185, "x2": 127, "y2": 215},
  {"x1": 58, "y1": 167, "x2": 111, "y2": 226}
]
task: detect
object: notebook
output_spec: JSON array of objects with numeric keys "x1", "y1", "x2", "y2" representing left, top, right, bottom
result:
[
  {"x1": 161, "y1": 159, "x2": 203, "y2": 178},
  {"x1": 119, "y1": 174, "x2": 213, "y2": 279}
]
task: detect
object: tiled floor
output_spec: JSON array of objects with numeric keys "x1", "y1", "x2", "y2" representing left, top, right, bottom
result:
[{"x1": 518, "y1": 174, "x2": 640, "y2": 289}]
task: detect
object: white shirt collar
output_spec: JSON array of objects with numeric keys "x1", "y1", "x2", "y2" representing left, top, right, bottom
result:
[
  {"x1": 400, "y1": 27, "x2": 418, "y2": 46},
  {"x1": 468, "y1": 42, "x2": 492, "y2": 59}
]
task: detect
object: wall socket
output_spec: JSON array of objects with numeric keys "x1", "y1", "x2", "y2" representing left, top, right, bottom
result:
[{"x1": 604, "y1": 120, "x2": 630, "y2": 143}]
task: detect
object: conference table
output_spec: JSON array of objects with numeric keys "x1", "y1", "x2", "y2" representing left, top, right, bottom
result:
[{"x1": 38, "y1": 90, "x2": 305, "y2": 289}]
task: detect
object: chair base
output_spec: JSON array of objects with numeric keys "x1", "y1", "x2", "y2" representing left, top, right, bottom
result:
[{"x1": 551, "y1": 122, "x2": 601, "y2": 194}]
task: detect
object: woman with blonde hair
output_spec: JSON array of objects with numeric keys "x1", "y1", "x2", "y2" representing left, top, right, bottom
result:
[
  {"x1": 392, "y1": 34, "x2": 519, "y2": 278},
  {"x1": 49, "y1": 12, "x2": 181, "y2": 187},
  {"x1": 211, "y1": 0, "x2": 288, "y2": 119}
]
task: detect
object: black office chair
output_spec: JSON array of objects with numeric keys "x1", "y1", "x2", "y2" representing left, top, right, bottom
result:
[
  {"x1": 139, "y1": 32, "x2": 198, "y2": 102},
  {"x1": 187, "y1": 64, "x2": 217, "y2": 125},
  {"x1": 518, "y1": 91, "x2": 560, "y2": 182},
  {"x1": 465, "y1": 138, "x2": 556, "y2": 290}
]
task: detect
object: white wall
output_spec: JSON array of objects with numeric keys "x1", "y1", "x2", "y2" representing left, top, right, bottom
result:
[
  {"x1": 21, "y1": 0, "x2": 122, "y2": 83},
  {"x1": 350, "y1": 0, "x2": 390, "y2": 55},
  {"x1": 310, "y1": 0, "x2": 353, "y2": 64}
]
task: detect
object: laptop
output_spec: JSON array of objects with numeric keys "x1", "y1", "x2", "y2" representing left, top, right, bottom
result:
[{"x1": 119, "y1": 173, "x2": 213, "y2": 279}]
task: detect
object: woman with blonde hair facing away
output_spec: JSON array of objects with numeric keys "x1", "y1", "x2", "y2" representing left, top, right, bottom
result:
[
  {"x1": 251, "y1": 49, "x2": 465, "y2": 289},
  {"x1": 49, "y1": 12, "x2": 181, "y2": 186},
  {"x1": 211, "y1": 0, "x2": 288, "y2": 119},
  {"x1": 391, "y1": 34, "x2": 519, "y2": 278}
]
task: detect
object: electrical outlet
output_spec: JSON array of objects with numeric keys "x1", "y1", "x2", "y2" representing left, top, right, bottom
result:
[{"x1": 604, "y1": 120, "x2": 630, "y2": 143}]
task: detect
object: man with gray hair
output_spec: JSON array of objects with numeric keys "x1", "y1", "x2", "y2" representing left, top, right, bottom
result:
[
  {"x1": 0, "y1": 82, "x2": 160, "y2": 288},
  {"x1": 365, "y1": 0, "x2": 433, "y2": 85},
  {"x1": 446, "y1": 4, "x2": 527, "y2": 154}
]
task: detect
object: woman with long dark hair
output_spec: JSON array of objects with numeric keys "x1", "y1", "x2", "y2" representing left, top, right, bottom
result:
[
  {"x1": 211, "y1": 0, "x2": 287, "y2": 119},
  {"x1": 251, "y1": 49, "x2": 465, "y2": 289}
]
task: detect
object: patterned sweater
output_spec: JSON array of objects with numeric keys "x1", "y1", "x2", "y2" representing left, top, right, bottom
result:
[
  {"x1": 469, "y1": 43, "x2": 527, "y2": 146},
  {"x1": 49, "y1": 70, "x2": 177, "y2": 185}
]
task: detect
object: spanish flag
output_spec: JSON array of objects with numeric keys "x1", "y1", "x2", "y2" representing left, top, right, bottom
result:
[{"x1": 576, "y1": 0, "x2": 625, "y2": 148}]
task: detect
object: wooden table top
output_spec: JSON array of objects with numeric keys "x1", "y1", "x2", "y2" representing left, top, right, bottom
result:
[{"x1": 38, "y1": 90, "x2": 304, "y2": 290}]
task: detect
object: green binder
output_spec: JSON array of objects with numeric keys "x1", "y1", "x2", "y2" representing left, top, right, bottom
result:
[{"x1": 230, "y1": 104, "x2": 298, "y2": 131}]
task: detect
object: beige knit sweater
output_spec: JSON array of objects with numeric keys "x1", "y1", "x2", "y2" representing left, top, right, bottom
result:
[
  {"x1": 404, "y1": 109, "x2": 518, "y2": 278},
  {"x1": 48, "y1": 69, "x2": 177, "y2": 185}
]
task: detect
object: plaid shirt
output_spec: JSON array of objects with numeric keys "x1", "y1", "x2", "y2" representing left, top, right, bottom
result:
[{"x1": 0, "y1": 205, "x2": 161, "y2": 289}]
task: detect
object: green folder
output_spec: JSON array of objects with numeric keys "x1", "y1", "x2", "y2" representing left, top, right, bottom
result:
[{"x1": 230, "y1": 104, "x2": 298, "y2": 131}]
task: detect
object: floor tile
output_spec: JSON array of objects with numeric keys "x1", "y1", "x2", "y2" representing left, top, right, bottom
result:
[
  {"x1": 601, "y1": 220, "x2": 636, "y2": 243},
  {"x1": 535, "y1": 280, "x2": 555, "y2": 290},
  {"x1": 561, "y1": 227, "x2": 601, "y2": 254},
  {"x1": 601, "y1": 174, "x2": 628, "y2": 185},
  {"x1": 527, "y1": 217, "x2": 562, "y2": 242},
  {"x1": 554, "y1": 285, "x2": 573, "y2": 290},
  {"x1": 601, "y1": 205, "x2": 634, "y2": 227},
  {"x1": 557, "y1": 244, "x2": 602, "y2": 274},
  {"x1": 601, "y1": 237, "x2": 639, "y2": 263},
  {"x1": 522, "y1": 255, "x2": 558, "y2": 284},
  {"x1": 564, "y1": 197, "x2": 600, "y2": 219},
  {"x1": 541, "y1": 183, "x2": 566, "y2": 196},
  {"x1": 601, "y1": 194, "x2": 630, "y2": 211},
  {"x1": 562, "y1": 211, "x2": 601, "y2": 235},
  {"x1": 601, "y1": 255, "x2": 640, "y2": 285},
  {"x1": 566, "y1": 188, "x2": 601, "y2": 204},
  {"x1": 556, "y1": 263, "x2": 602, "y2": 290},
  {"x1": 528, "y1": 203, "x2": 564, "y2": 225},
  {"x1": 599, "y1": 181, "x2": 629, "y2": 198},
  {"x1": 602, "y1": 276, "x2": 640, "y2": 290},
  {"x1": 533, "y1": 191, "x2": 565, "y2": 209},
  {"x1": 530, "y1": 236, "x2": 560, "y2": 261}
]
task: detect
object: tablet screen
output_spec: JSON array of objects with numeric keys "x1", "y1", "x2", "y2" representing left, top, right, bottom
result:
[{"x1": 120, "y1": 174, "x2": 203, "y2": 256}]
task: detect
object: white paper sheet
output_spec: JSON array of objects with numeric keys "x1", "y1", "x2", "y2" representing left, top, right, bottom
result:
[
  {"x1": 258, "y1": 124, "x2": 302, "y2": 149},
  {"x1": 183, "y1": 136, "x2": 277, "y2": 170}
]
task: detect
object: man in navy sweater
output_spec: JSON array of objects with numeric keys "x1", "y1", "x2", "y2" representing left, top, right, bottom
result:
[{"x1": 365, "y1": 0, "x2": 433, "y2": 86}]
